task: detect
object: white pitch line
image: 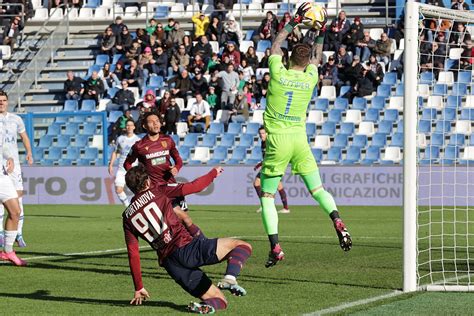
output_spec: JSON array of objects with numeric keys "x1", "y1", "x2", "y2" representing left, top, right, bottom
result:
[
  {"x1": 304, "y1": 290, "x2": 404, "y2": 316},
  {"x1": 231, "y1": 235, "x2": 401, "y2": 240}
]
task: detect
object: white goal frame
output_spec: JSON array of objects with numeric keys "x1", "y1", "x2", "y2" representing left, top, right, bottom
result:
[{"x1": 404, "y1": 0, "x2": 474, "y2": 292}]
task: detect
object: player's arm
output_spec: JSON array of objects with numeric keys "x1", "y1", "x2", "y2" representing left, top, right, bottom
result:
[
  {"x1": 310, "y1": 28, "x2": 326, "y2": 66},
  {"x1": 169, "y1": 140, "x2": 183, "y2": 176},
  {"x1": 108, "y1": 150, "x2": 118, "y2": 176},
  {"x1": 272, "y1": 2, "x2": 311, "y2": 56},
  {"x1": 124, "y1": 143, "x2": 138, "y2": 170},
  {"x1": 164, "y1": 167, "x2": 223, "y2": 198},
  {"x1": 19, "y1": 131, "x2": 33, "y2": 165},
  {"x1": 3, "y1": 146, "x2": 14, "y2": 173}
]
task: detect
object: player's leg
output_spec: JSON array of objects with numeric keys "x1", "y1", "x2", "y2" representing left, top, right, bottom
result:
[
  {"x1": 15, "y1": 193, "x2": 26, "y2": 247},
  {"x1": 277, "y1": 181, "x2": 290, "y2": 214},
  {"x1": 0, "y1": 204, "x2": 4, "y2": 247},
  {"x1": 253, "y1": 173, "x2": 262, "y2": 213},
  {"x1": 215, "y1": 238, "x2": 252, "y2": 296},
  {"x1": 115, "y1": 168, "x2": 130, "y2": 207}
]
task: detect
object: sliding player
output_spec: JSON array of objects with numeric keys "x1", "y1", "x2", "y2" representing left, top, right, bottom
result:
[
  {"x1": 259, "y1": 3, "x2": 352, "y2": 268},
  {"x1": 254, "y1": 127, "x2": 290, "y2": 214},
  {"x1": 0, "y1": 90, "x2": 33, "y2": 248},
  {"x1": 108, "y1": 119, "x2": 141, "y2": 206},
  {"x1": 123, "y1": 165, "x2": 251, "y2": 314}
]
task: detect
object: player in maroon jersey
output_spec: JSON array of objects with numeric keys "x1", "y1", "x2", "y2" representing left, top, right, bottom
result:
[
  {"x1": 123, "y1": 112, "x2": 210, "y2": 238},
  {"x1": 123, "y1": 165, "x2": 252, "y2": 314}
]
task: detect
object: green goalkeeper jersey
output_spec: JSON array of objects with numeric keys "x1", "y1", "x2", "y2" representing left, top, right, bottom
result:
[{"x1": 264, "y1": 55, "x2": 319, "y2": 134}]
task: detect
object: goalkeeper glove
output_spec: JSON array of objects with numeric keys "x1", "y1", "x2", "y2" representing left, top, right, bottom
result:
[{"x1": 285, "y1": 2, "x2": 311, "y2": 31}]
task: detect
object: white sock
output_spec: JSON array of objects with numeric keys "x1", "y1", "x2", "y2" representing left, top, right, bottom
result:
[
  {"x1": 0, "y1": 205, "x2": 4, "y2": 233},
  {"x1": 17, "y1": 197, "x2": 24, "y2": 237},
  {"x1": 4, "y1": 230, "x2": 17, "y2": 253},
  {"x1": 118, "y1": 192, "x2": 130, "y2": 207},
  {"x1": 224, "y1": 275, "x2": 236, "y2": 282}
]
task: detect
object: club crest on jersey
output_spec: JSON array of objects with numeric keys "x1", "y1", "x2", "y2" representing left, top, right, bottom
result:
[
  {"x1": 161, "y1": 141, "x2": 167, "y2": 148},
  {"x1": 145, "y1": 146, "x2": 149, "y2": 151}
]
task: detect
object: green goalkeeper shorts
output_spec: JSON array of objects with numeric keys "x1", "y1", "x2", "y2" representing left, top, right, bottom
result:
[{"x1": 261, "y1": 132, "x2": 318, "y2": 177}]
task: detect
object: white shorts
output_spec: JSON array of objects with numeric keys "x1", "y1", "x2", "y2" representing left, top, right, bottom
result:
[
  {"x1": 115, "y1": 167, "x2": 127, "y2": 187},
  {"x1": 0, "y1": 174, "x2": 19, "y2": 203},
  {"x1": 9, "y1": 165, "x2": 23, "y2": 191}
]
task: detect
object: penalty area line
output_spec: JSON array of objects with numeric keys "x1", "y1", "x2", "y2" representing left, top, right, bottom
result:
[{"x1": 304, "y1": 290, "x2": 404, "y2": 315}]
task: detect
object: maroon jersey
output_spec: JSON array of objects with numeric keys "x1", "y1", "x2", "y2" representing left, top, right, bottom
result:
[
  {"x1": 124, "y1": 134, "x2": 183, "y2": 185},
  {"x1": 123, "y1": 185, "x2": 193, "y2": 290}
]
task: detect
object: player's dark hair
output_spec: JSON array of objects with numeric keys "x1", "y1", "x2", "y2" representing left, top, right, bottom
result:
[
  {"x1": 142, "y1": 111, "x2": 162, "y2": 127},
  {"x1": 290, "y1": 43, "x2": 312, "y2": 68},
  {"x1": 125, "y1": 164, "x2": 149, "y2": 194},
  {"x1": 258, "y1": 127, "x2": 265, "y2": 132},
  {"x1": 126, "y1": 119, "x2": 135, "y2": 126},
  {"x1": 0, "y1": 90, "x2": 8, "y2": 99}
]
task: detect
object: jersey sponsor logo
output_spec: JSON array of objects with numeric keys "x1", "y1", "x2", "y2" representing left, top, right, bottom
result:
[
  {"x1": 145, "y1": 150, "x2": 170, "y2": 159},
  {"x1": 278, "y1": 77, "x2": 311, "y2": 90},
  {"x1": 4, "y1": 135, "x2": 17, "y2": 144},
  {"x1": 151, "y1": 157, "x2": 166, "y2": 166},
  {"x1": 276, "y1": 113, "x2": 301, "y2": 122},
  {"x1": 161, "y1": 141, "x2": 168, "y2": 148},
  {"x1": 124, "y1": 190, "x2": 156, "y2": 218}
]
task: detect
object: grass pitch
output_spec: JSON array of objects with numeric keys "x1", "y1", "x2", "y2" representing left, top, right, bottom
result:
[{"x1": 1, "y1": 204, "x2": 472, "y2": 315}]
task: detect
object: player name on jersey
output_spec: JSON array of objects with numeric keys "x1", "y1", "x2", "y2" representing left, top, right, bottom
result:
[{"x1": 124, "y1": 190, "x2": 156, "y2": 218}]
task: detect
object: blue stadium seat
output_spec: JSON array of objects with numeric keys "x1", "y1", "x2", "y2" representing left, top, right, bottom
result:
[
  {"x1": 441, "y1": 108, "x2": 457, "y2": 121},
  {"x1": 64, "y1": 123, "x2": 80, "y2": 136},
  {"x1": 72, "y1": 115, "x2": 87, "y2": 123},
  {"x1": 320, "y1": 122, "x2": 336, "y2": 135},
  {"x1": 372, "y1": 133, "x2": 387, "y2": 147},
  {"x1": 353, "y1": 135, "x2": 368, "y2": 148},
  {"x1": 95, "y1": 54, "x2": 109, "y2": 66},
  {"x1": 334, "y1": 97, "x2": 349, "y2": 110},
  {"x1": 452, "y1": 83, "x2": 467, "y2": 96},
  {"x1": 391, "y1": 132, "x2": 403, "y2": 147},
  {"x1": 311, "y1": 148, "x2": 323, "y2": 162},
  {"x1": 208, "y1": 123, "x2": 224, "y2": 135},
  {"x1": 74, "y1": 135, "x2": 90, "y2": 147},
  {"x1": 64, "y1": 100, "x2": 79, "y2": 111},
  {"x1": 83, "y1": 122, "x2": 98, "y2": 135},
  {"x1": 245, "y1": 30, "x2": 254, "y2": 41},
  {"x1": 191, "y1": 123, "x2": 206, "y2": 132},
  {"x1": 154, "y1": 5, "x2": 169, "y2": 18},
  {"x1": 420, "y1": 146, "x2": 440, "y2": 164},
  {"x1": 352, "y1": 97, "x2": 367, "y2": 110},
  {"x1": 47, "y1": 123, "x2": 62, "y2": 136},
  {"x1": 107, "y1": 87, "x2": 119, "y2": 99},
  {"x1": 340, "y1": 122, "x2": 354, "y2": 135},
  {"x1": 333, "y1": 134, "x2": 348, "y2": 148},
  {"x1": 371, "y1": 96, "x2": 386, "y2": 109},
  {"x1": 171, "y1": 134, "x2": 180, "y2": 146},
  {"x1": 183, "y1": 133, "x2": 199, "y2": 147},
  {"x1": 112, "y1": 54, "x2": 123, "y2": 65},
  {"x1": 342, "y1": 146, "x2": 361, "y2": 164},
  {"x1": 246, "y1": 146, "x2": 263, "y2": 164},
  {"x1": 33, "y1": 148, "x2": 45, "y2": 161},
  {"x1": 432, "y1": 83, "x2": 448, "y2": 96},
  {"x1": 458, "y1": 71, "x2": 472, "y2": 84},
  {"x1": 208, "y1": 146, "x2": 228, "y2": 165},
  {"x1": 339, "y1": 86, "x2": 351, "y2": 97},
  {"x1": 326, "y1": 147, "x2": 342, "y2": 162},
  {"x1": 419, "y1": 71, "x2": 435, "y2": 84},
  {"x1": 38, "y1": 135, "x2": 54, "y2": 148},
  {"x1": 256, "y1": 40, "x2": 272, "y2": 52},
  {"x1": 58, "y1": 159, "x2": 74, "y2": 166},
  {"x1": 149, "y1": 75, "x2": 164, "y2": 89},
  {"x1": 227, "y1": 147, "x2": 247, "y2": 164},
  {"x1": 430, "y1": 132, "x2": 445, "y2": 146},
  {"x1": 328, "y1": 109, "x2": 342, "y2": 123},
  {"x1": 361, "y1": 146, "x2": 381, "y2": 164},
  {"x1": 57, "y1": 135, "x2": 71, "y2": 148},
  {"x1": 421, "y1": 108, "x2": 437, "y2": 121},
  {"x1": 460, "y1": 109, "x2": 474, "y2": 121},
  {"x1": 395, "y1": 84, "x2": 404, "y2": 96},
  {"x1": 108, "y1": 111, "x2": 123, "y2": 123},
  {"x1": 65, "y1": 147, "x2": 80, "y2": 160},
  {"x1": 220, "y1": 134, "x2": 235, "y2": 148},
  {"x1": 378, "y1": 120, "x2": 393, "y2": 135},
  {"x1": 83, "y1": 0, "x2": 100, "y2": 8},
  {"x1": 306, "y1": 123, "x2": 316, "y2": 136},
  {"x1": 178, "y1": 146, "x2": 190, "y2": 161},
  {"x1": 449, "y1": 134, "x2": 465, "y2": 147},
  {"x1": 245, "y1": 123, "x2": 260, "y2": 135},
  {"x1": 238, "y1": 134, "x2": 254, "y2": 148},
  {"x1": 382, "y1": 72, "x2": 397, "y2": 86},
  {"x1": 315, "y1": 98, "x2": 329, "y2": 111},
  {"x1": 442, "y1": 146, "x2": 459, "y2": 164},
  {"x1": 56, "y1": 116, "x2": 69, "y2": 123},
  {"x1": 84, "y1": 147, "x2": 99, "y2": 160},
  {"x1": 419, "y1": 120, "x2": 432, "y2": 133},
  {"x1": 435, "y1": 120, "x2": 452, "y2": 133},
  {"x1": 227, "y1": 122, "x2": 242, "y2": 135},
  {"x1": 87, "y1": 65, "x2": 101, "y2": 77},
  {"x1": 48, "y1": 147, "x2": 62, "y2": 161},
  {"x1": 81, "y1": 99, "x2": 96, "y2": 111},
  {"x1": 42, "y1": 159, "x2": 55, "y2": 166},
  {"x1": 446, "y1": 96, "x2": 461, "y2": 109},
  {"x1": 376, "y1": 84, "x2": 391, "y2": 97},
  {"x1": 384, "y1": 109, "x2": 399, "y2": 122},
  {"x1": 201, "y1": 134, "x2": 217, "y2": 148},
  {"x1": 365, "y1": 108, "x2": 380, "y2": 122},
  {"x1": 77, "y1": 158, "x2": 93, "y2": 166},
  {"x1": 396, "y1": 119, "x2": 403, "y2": 133}
]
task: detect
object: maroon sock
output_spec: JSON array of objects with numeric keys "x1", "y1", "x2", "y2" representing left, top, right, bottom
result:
[
  {"x1": 254, "y1": 185, "x2": 262, "y2": 198},
  {"x1": 203, "y1": 297, "x2": 227, "y2": 310},
  {"x1": 224, "y1": 244, "x2": 252, "y2": 277},
  {"x1": 187, "y1": 224, "x2": 206, "y2": 239},
  {"x1": 278, "y1": 188, "x2": 288, "y2": 209}
]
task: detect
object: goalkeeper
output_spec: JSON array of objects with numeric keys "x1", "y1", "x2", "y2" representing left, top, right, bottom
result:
[{"x1": 259, "y1": 2, "x2": 352, "y2": 268}]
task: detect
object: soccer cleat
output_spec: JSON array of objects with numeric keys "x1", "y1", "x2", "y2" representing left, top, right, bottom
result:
[
  {"x1": 16, "y1": 235, "x2": 27, "y2": 248},
  {"x1": 256, "y1": 207, "x2": 262, "y2": 213},
  {"x1": 0, "y1": 251, "x2": 27, "y2": 266},
  {"x1": 0, "y1": 232, "x2": 4, "y2": 248},
  {"x1": 217, "y1": 278, "x2": 247, "y2": 296},
  {"x1": 278, "y1": 208, "x2": 290, "y2": 214},
  {"x1": 333, "y1": 218, "x2": 352, "y2": 251},
  {"x1": 265, "y1": 244, "x2": 285, "y2": 268},
  {"x1": 187, "y1": 302, "x2": 215, "y2": 314}
]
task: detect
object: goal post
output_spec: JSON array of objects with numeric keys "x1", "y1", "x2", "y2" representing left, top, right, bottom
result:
[{"x1": 404, "y1": 0, "x2": 474, "y2": 292}]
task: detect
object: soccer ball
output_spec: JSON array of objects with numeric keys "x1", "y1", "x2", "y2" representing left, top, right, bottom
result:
[{"x1": 300, "y1": 3, "x2": 327, "y2": 29}]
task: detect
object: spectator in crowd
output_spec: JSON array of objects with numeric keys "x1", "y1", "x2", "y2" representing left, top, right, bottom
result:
[
  {"x1": 247, "y1": 75, "x2": 260, "y2": 105},
  {"x1": 450, "y1": 22, "x2": 471, "y2": 47},
  {"x1": 158, "y1": 90, "x2": 172, "y2": 118},
  {"x1": 64, "y1": 71, "x2": 84, "y2": 101},
  {"x1": 2, "y1": 16, "x2": 22, "y2": 50},
  {"x1": 460, "y1": 39, "x2": 474, "y2": 70},
  {"x1": 138, "y1": 47, "x2": 159, "y2": 80},
  {"x1": 148, "y1": 35, "x2": 161, "y2": 54},
  {"x1": 230, "y1": 92, "x2": 249, "y2": 123},
  {"x1": 164, "y1": 18, "x2": 176, "y2": 36},
  {"x1": 355, "y1": 30, "x2": 376, "y2": 62},
  {"x1": 124, "y1": 59, "x2": 144, "y2": 90},
  {"x1": 154, "y1": 46, "x2": 168, "y2": 77},
  {"x1": 146, "y1": 18, "x2": 158, "y2": 36},
  {"x1": 125, "y1": 40, "x2": 142, "y2": 61},
  {"x1": 374, "y1": 33, "x2": 392, "y2": 66},
  {"x1": 217, "y1": 64, "x2": 240, "y2": 109},
  {"x1": 107, "y1": 80, "x2": 135, "y2": 112},
  {"x1": 182, "y1": 35, "x2": 194, "y2": 56},
  {"x1": 259, "y1": 48, "x2": 271, "y2": 68},
  {"x1": 245, "y1": 46, "x2": 259, "y2": 71},
  {"x1": 168, "y1": 21, "x2": 185, "y2": 46},
  {"x1": 239, "y1": 59, "x2": 254, "y2": 82},
  {"x1": 136, "y1": 89, "x2": 158, "y2": 112},
  {"x1": 193, "y1": 35, "x2": 213, "y2": 64},
  {"x1": 6, "y1": 0, "x2": 33, "y2": 19},
  {"x1": 189, "y1": 54, "x2": 206, "y2": 74},
  {"x1": 206, "y1": 16, "x2": 223, "y2": 44},
  {"x1": 366, "y1": 54, "x2": 384, "y2": 87},
  {"x1": 170, "y1": 44, "x2": 190, "y2": 75},
  {"x1": 342, "y1": 67, "x2": 374, "y2": 102},
  {"x1": 164, "y1": 97, "x2": 181, "y2": 134},
  {"x1": 319, "y1": 55, "x2": 340, "y2": 88},
  {"x1": 108, "y1": 110, "x2": 134, "y2": 143},
  {"x1": 222, "y1": 41, "x2": 241, "y2": 68},
  {"x1": 207, "y1": 53, "x2": 221, "y2": 73},
  {"x1": 99, "y1": 62, "x2": 119, "y2": 89},
  {"x1": 169, "y1": 69, "x2": 192, "y2": 99},
  {"x1": 342, "y1": 55, "x2": 364, "y2": 87},
  {"x1": 109, "y1": 16, "x2": 126, "y2": 37},
  {"x1": 325, "y1": 10, "x2": 351, "y2": 52},
  {"x1": 114, "y1": 26, "x2": 133, "y2": 55},
  {"x1": 192, "y1": 12, "x2": 210, "y2": 39},
  {"x1": 154, "y1": 23, "x2": 166, "y2": 44},
  {"x1": 452, "y1": 0, "x2": 469, "y2": 10},
  {"x1": 214, "y1": 0, "x2": 233, "y2": 21},
  {"x1": 393, "y1": 15, "x2": 405, "y2": 49},
  {"x1": 82, "y1": 71, "x2": 105, "y2": 105},
  {"x1": 188, "y1": 93, "x2": 211, "y2": 130},
  {"x1": 277, "y1": 12, "x2": 302, "y2": 50},
  {"x1": 222, "y1": 15, "x2": 242, "y2": 46},
  {"x1": 136, "y1": 28, "x2": 149, "y2": 48},
  {"x1": 219, "y1": 55, "x2": 232, "y2": 71},
  {"x1": 344, "y1": 17, "x2": 364, "y2": 54},
  {"x1": 101, "y1": 27, "x2": 116, "y2": 55},
  {"x1": 112, "y1": 61, "x2": 125, "y2": 83},
  {"x1": 191, "y1": 69, "x2": 209, "y2": 96},
  {"x1": 207, "y1": 86, "x2": 219, "y2": 118},
  {"x1": 435, "y1": 31, "x2": 448, "y2": 53},
  {"x1": 208, "y1": 73, "x2": 222, "y2": 94},
  {"x1": 254, "y1": 11, "x2": 278, "y2": 45},
  {"x1": 420, "y1": 41, "x2": 445, "y2": 76},
  {"x1": 335, "y1": 45, "x2": 352, "y2": 78},
  {"x1": 259, "y1": 72, "x2": 270, "y2": 101}
]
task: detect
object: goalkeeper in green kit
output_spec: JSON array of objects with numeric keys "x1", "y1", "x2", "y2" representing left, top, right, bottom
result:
[{"x1": 260, "y1": 2, "x2": 352, "y2": 268}]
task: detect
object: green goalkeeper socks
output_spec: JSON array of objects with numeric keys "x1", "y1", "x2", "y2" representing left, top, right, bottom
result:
[
  {"x1": 302, "y1": 171, "x2": 338, "y2": 216},
  {"x1": 260, "y1": 197, "x2": 279, "y2": 235}
]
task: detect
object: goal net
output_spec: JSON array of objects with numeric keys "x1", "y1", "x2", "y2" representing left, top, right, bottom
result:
[{"x1": 404, "y1": 0, "x2": 474, "y2": 292}]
